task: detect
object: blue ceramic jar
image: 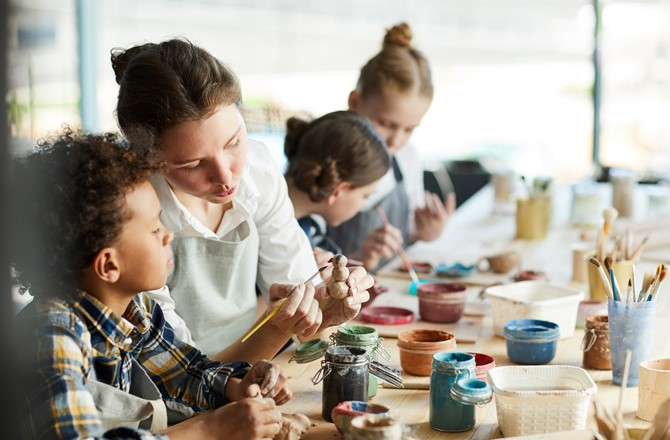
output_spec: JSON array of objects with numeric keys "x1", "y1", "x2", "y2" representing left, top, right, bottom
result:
[
  {"x1": 430, "y1": 352, "x2": 491, "y2": 432},
  {"x1": 504, "y1": 319, "x2": 560, "y2": 365}
]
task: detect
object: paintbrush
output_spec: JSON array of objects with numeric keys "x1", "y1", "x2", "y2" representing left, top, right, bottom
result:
[
  {"x1": 637, "y1": 272, "x2": 654, "y2": 303},
  {"x1": 241, "y1": 265, "x2": 328, "y2": 343},
  {"x1": 647, "y1": 263, "x2": 664, "y2": 302},
  {"x1": 649, "y1": 265, "x2": 667, "y2": 302},
  {"x1": 603, "y1": 207, "x2": 618, "y2": 237},
  {"x1": 589, "y1": 257, "x2": 614, "y2": 301},
  {"x1": 375, "y1": 206, "x2": 421, "y2": 287},
  {"x1": 629, "y1": 235, "x2": 649, "y2": 261},
  {"x1": 604, "y1": 256, "x2": 620, "y2": 301}
]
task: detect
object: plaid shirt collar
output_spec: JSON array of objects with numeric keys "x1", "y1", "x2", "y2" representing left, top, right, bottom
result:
[{"x1": 72, "y1": 291, "x2": 150, "y2": 350}]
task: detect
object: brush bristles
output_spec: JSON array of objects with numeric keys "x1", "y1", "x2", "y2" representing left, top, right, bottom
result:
[{"x1": 604, "y1": 256, "x2": 613, "y2": 271}]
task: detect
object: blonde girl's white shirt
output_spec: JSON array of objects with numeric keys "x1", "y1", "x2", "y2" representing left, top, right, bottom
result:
[
  {"x1": 148, "y1": 139, "x2": 319, "y2": 344},
  {"x1": 364, "y1": 142, "x2": 425, "y2": 237}
]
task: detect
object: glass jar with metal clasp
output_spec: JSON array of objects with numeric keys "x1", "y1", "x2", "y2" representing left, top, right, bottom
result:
[
  {"x1": 580, "y1": 315, "x2": 611, "y2": 370},
  {"x1": 430, "y1": 351, "x2": 492, "y2": 432},
  {"x1": 330, "y1": 325, "x2": 391, "y2": 398},
  {"x1": 292, "y1": 342, "x2": 403, "y2": 423}
]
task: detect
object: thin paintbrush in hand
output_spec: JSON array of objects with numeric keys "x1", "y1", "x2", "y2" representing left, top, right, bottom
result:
[
  {"x1": 241, "y1": 265, "x2": 328, "y2": 343},
  {"x1": 375, "y1": 206, "x2": 420, "y2": 286}
]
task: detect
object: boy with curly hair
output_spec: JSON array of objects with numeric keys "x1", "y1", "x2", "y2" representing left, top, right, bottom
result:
[{"x1": 10, "y1": 128, "x2": 289, "y2": 440}]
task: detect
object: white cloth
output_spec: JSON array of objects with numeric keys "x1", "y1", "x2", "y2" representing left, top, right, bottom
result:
[{"x1": 148, "y1": 139, "x2": 319, "y2": 346}]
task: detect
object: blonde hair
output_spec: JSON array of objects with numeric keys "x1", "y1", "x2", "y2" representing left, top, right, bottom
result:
[{"x1": 356, "y1": 22, "x2": 433, "y2": 101}]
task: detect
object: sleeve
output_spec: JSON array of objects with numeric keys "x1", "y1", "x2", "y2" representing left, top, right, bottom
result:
[
  {"x1": 248, "y1": 141, "x2": 320, "y2": 299},
  {"x1": 22, "y1": 322, "x2": 167, "y2": 440},
  {"x1": 146, "y1": 285, "x2": 193, "y2": 345},
  {"x1": 139, "y1": 297, "x2": 250, "y2": 412}
]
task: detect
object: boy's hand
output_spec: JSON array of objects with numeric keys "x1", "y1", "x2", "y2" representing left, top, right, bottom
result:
[
  {"x1": 238, "y1": 360, "x2": 292, "y2": 405},
  {"x1": 414, "y1": 192, "x2": 455, "y2": 242},
  {"x1": 201, "y1": 397, "x2": 282, "y2": 440},
  {"x1": 315, "y1": 266, "x2": 373, "y2": 327}
]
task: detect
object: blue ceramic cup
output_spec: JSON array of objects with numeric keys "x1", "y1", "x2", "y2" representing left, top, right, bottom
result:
[{"x1": 504, "y1": 319, "x2": 560, "y2": 365}]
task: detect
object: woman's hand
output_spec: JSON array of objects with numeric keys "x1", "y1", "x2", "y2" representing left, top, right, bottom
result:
[
  {"x1": 414, "y1": 192, "x2": 455, "y2": 242},
  {"x1": 235, "y1": 360, "x2": 292, "y2": 406},
  {"x1": 315, "y1": 265, "x2": 373, "y2": 328},
  {"x1": 266, "y1": 283, "x2": 323, "y2": 338}
]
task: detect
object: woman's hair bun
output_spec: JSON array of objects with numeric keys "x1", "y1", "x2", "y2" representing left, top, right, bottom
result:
[
  {"x1": 284, "y1": 116, "x2": 310, "y2": 159},
  {"x1": 110, "y1": 43, "x2": 155, "y2": 85}
]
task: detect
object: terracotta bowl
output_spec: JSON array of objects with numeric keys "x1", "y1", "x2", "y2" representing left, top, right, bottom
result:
[
  {"x1": 397, "y1": 329, "x2": 456, "y2": 376},
  {"x1": 331, "y1": 401, "x2": 390, "y2": 435}
]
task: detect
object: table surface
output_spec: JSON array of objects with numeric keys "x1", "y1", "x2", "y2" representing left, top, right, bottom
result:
[{"x1": 274, "y1": 184, "x2": 670, "y2": 439}]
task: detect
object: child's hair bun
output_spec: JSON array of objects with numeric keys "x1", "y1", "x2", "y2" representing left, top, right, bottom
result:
[{"x1": 383, "y1": 22, "x2": 413, "y2": 49}]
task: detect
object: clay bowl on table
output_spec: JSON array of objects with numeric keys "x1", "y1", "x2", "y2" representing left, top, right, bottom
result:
[
  {"x1": 397, "y1": 329, "x2": 456, "y2": 376},
  {"x1": 331, "y1": 401, "x2": 391, "y2": 435}
]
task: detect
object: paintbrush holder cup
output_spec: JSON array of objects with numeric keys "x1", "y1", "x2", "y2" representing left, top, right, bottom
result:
[
  {"x1": 607, "y1": 300, "x2": 656, "y2": 387},
  {"x1": 637, "y1": 358, "x2": 670, "y2": 421},
  {"x1": 586, "y1": 258, "x2": 634, "y2": 302},
  {"x1": 515, "y1": 196, "x2": 551, "y2": 240}
]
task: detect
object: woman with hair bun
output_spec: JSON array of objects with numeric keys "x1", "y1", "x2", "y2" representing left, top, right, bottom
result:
[
  {"x1": 326, "y1": 23, "x2": 456, "y2": 271},
  {"x1": 110, "y1": 38, "x2": 373, "y2": 366},
  {"x1": 283, "y1": 110, "x2": 391, "y2": 267}
]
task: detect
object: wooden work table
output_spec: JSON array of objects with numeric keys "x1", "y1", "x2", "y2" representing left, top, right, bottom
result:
[{"x1": 275, "y1": 184, "x2": 670, "y2": 439}]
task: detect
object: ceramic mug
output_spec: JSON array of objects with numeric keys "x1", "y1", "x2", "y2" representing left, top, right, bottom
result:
[
  {"x1": 477, "y1": 251, "x2": 521, "y2": 274},
  {"x1": 637, "y1": 358, "x2": 670, "y2": 421}
]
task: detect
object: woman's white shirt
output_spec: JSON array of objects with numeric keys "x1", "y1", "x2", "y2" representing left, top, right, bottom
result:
[{"x1": 148, "y1": 139, "x2": 319, "y2": 345}]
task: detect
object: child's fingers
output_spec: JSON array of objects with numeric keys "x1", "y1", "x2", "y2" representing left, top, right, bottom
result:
[
  {"x1": 260, "y1": 365, "x2": 280, "y2": 395},
  {"x1": 246, "y1": 383, "x2": 262, "y2": 398}
]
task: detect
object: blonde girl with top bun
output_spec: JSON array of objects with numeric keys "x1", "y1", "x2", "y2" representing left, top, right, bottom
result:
[{"x1": 327, "y1": 23, "x2": 456, "y2": 271}]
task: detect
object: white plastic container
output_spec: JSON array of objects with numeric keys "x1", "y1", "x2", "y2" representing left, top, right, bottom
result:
[
  {"x1": 484, "y1": 281, "x2": 584, "y2": 339},
  {"x1": 487, "y1": 365, "x2": 597, "y2": 437}
]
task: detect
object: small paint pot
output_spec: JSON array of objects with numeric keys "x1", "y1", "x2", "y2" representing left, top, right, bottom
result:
[
  {"x1": 504, "y1": 319, "x2": 560, "y2": 365},
  {"x1": 467, "y1": 352, "x2": 496, "y2": 383},
  {"x1": 576, "y1": 299, "x2": 607, "y2": 329},
  {"x1": 417, "y1": 282, "x2": 468, "y2": 323},
  {"x1": 331, "y1": 401, "x2": 390, "y2": 435},
  {"x1": 399, "y1": 260, "x2": 433, "y2": 274},
  {"x1": 397, "y1": 329, "x2": 456, "y2": 376},
  {"x1": 512, "y1": 269, "x2": 547, "y2": 282}
]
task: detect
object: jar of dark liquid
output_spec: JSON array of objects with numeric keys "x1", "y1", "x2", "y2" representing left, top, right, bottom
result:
[
  {"x1": 312, "y1": 346, "x2": 369, "y2": 422},
  {"x1": 310, "y1": 344, "x2": 403, "y2": 422}
]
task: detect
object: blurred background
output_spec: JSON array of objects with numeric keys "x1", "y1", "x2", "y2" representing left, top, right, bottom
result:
[{"x1": 7, "y1": 0, "x2": 670, "y2": 186}]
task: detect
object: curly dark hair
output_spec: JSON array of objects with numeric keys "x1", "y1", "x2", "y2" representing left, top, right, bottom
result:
[{"x1": 9, "y1": 127, "x2": 163, "y2": 300}]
